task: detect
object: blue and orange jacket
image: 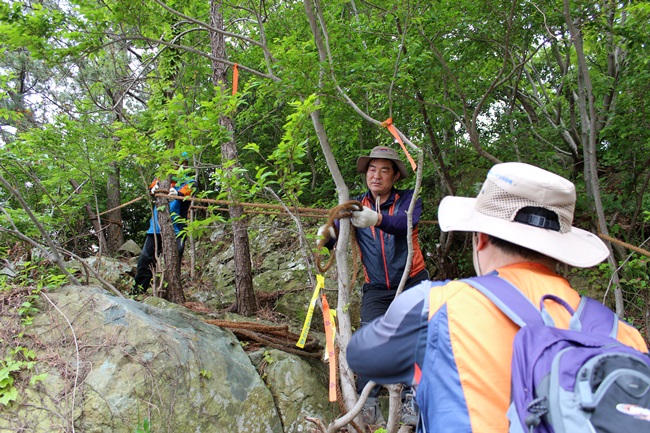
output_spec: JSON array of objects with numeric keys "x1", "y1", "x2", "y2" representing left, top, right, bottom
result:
[
  {"x1": 346, "y1": 263, "x2": 648, "y2": 432},
  {"x1": 147, "y1": 176, "x2": 194, "y2": 236},
  {"x1": 350, "y1": 188, "x2": 425, "y2": 288}
]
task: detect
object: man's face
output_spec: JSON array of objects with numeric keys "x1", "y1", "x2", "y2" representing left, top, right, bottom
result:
[{"x1": 365, "y1": 158, "x2": 399, "y2": 198}]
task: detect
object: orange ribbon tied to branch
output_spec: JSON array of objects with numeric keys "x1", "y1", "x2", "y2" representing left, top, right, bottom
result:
[
  {"x1": 381, "y1": 118, "x2": 417, "y2": 171},
  {"x1": 321, "y1": 293, "x2": 337, "y2": 402},
  {"x1": 232, "y1": 63, "x2": 239, "y2": 95}
]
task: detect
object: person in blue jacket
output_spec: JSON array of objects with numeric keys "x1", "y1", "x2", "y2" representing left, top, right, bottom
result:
[
  {"x1": 132, "y1": 159, "x2": 194, "y2": 294},
  {"x1": 318, "y1": 146, "x2": 428, "y2": 425},
  {"x1": 345, "y1": 162, "x2": 648, "y2": 432}
]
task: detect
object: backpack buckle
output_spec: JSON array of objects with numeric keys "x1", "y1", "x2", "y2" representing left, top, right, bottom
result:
[{"x1": 578, "y1": 372, "x2": 596, "y2": 411}]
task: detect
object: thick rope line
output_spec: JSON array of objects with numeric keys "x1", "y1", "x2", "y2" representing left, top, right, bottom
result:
[
  {"x1": 314, "y1": 200, "x2": 363, "y2": 277},
  {"x1": 190, "y1": 205, "x2": 327, "y2": 220},
  {"x1": 598, "y1": 232, "x2": 650, "y2": 258},
  {"x1": 158, "y1": 194, "x2": 330, "y2": 214},
  {"x1": 96, "y1": 195, "x2": 650, "y2": 257}
]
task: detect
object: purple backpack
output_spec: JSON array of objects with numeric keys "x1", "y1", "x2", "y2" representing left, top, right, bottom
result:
[{"x1": 463, "y1": 275, "x2": 650, "y2": 433}]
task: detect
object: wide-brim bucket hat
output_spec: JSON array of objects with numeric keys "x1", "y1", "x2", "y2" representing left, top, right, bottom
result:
[
  {"x1": 438, "y1": 162, "x2": 609, "y2": 268},
  {"x1": 357, "y1": 146, "x2": 409, "y2": 180}
]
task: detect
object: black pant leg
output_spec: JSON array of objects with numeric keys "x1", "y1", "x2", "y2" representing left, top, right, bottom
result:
[
  {"x1": 133, "y1": 234, "x2": 160, "y2": 293},
  {"x1": 357, "y1": 288, "x2": 399, "y2": 396}
]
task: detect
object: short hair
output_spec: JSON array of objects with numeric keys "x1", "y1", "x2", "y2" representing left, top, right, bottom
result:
[{"x1": 487, "y1": 234, "x2": 550, "y2": 262}]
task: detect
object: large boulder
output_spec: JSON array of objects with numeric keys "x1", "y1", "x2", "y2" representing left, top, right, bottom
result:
[
  {"x1": 2, "y1": 285, "x2": 288, "y2": 433},
  {"x1": 66, "y1": 256, "x2": 135, "y2": 291},
  {"x1": 250, "y1": 349, "x2": 338, "y2": 432}
]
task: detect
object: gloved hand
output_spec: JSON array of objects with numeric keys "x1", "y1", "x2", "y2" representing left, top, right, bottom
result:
[
  {"x1": 168, "y1": 187, "x2": 179, "y2": 196},
  {"x1": 316, "y1": 224, "x2": 337, "y2": 246},
  {"x1": 150, "y1": 183, "x2": 160, "y2": 195},
  {"x1": 351, "y1": 206, "x2": 379, "y2": 228}
]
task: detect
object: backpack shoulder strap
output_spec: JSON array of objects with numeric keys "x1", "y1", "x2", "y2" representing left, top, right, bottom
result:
[
  {"x1": 573, "y1": 296, "x2": 619, "y2": 338},
  {"x1": 464, "y1": 275, "x2": 620, "y2": 336},
  {"x1": 461, "y1": 274, "x2": 544, "y2": 328}
]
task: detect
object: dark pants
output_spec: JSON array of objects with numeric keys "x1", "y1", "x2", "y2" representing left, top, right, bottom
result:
[
  {"x1": 133, "y1": 234, "x2": 185, "y2": 294},
  {"x1": 356, "y1": 269, "x2": 430, "y2": 397}
]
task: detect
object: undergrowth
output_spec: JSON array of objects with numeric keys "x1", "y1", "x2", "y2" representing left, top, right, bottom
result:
[{"x1": 0, "y1": 251, "x2": 68, "y2": 407}]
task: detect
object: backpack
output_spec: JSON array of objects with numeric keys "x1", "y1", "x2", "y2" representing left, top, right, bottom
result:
[{"x1": 463, "y1": 275, "x2": 650, "y2": 433}]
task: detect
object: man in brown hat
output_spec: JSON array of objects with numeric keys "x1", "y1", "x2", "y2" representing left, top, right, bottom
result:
[
  {"x1": 346, "y1": 162, "x2": 648, "y2": 432},
  {"x1": 318, "y1": 145, "x2": 429, "y2": 425}
]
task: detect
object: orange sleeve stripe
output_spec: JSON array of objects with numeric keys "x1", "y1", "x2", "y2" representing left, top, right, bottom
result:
[
  {"x1": 177, "y1": 184, "x2": 193, "y2": 196},
  {"x1": 413, "y1": 362, "x2": 422, "y2": 384}
]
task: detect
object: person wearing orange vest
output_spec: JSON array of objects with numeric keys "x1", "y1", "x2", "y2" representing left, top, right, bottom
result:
[
  {"x1": 318, "y1": 146, "x2": 429, "y2": 426},
  {"x1": 346, "y1": 162, "x2": 648, "y2": 432}
]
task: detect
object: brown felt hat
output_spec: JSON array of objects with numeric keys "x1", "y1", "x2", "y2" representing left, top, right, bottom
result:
[{"x1": 356, "y1": 146, "x2": 409, "y2": 180}]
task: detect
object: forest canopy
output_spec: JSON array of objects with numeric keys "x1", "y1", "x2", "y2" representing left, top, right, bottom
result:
[{"x1": 0, "y1": 0, "x2": 648, "y2": 334}]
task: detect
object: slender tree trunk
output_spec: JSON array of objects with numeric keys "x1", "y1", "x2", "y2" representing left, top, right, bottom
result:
[
  {"x1": 563, "y1": 0, "x2": 623, "y2": 315},
  {"x1": 302, "y1": 0, "x2": 358, "y2": 423},
  {"x1": 155, "y1": 20, "x2": 186, "y2": 304},
  {"x1": 209, "y1": 0, "x2": 257, "y2": 316},
  {"x1": 105, "y1": 162, "x2": 124, "y2": 254},
  {"x1": 416, "y1": 91, "x2": 455, "y2": 196},
  {"x1": 105, "y1": 84, "x2": 126, "y2": 255},
  {"x1": 69, "y1": 179, "x2": 108, "y2": 253},
  {"x1": 157, "y1": 177, "x2": 185, "y2": 303}
]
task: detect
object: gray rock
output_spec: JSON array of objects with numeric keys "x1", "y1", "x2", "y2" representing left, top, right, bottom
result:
[
  {"x1": 1, "y1": 282, "x2": 336, "y2": 433},
  {"x1": 251, "y1": 349, "x2": 337, "y2": 433},
  {"x1": 66, "y1": 256, "x2": 134, "y2": 289},
  {"x1": 0, "y1": 266, "x2": 15, "y2": 278},
  {"x1": 118, "y1": 239, "x2": 141, "y2": 256},
  {"x1": 3, "y1": 285, "x2": 284, "y2": 433}
]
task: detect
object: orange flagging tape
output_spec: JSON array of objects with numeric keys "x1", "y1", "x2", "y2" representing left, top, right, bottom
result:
[
  {"x1": 382, "y1": 117, "x2": 417, "y2": 171},
  {"x1": 232, "y1": 63, "x2": 239, "y2": 95},
  {"x1": 321, "y1": 293, "x2": 337, "y2": 402}
]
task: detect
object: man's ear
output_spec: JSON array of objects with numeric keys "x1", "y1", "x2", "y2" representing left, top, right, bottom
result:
[
  {"x1": 475, "y1": 232, "x2": 490, "y2": 251},
  {"x1": 393, "y1": 172, "x2": 401, "y2": 182}
]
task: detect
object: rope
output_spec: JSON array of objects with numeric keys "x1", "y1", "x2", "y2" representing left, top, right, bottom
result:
[
  {"x1": 190, "y1": 205, "x2": 327, "y2": 220},
  {"x1": 158, "y1": 194, "x2": 330, "y2": 215},
  {"x1": 95, "y1": 195, "x2": 145, "y2": 217},
  {"x1": 95, "y1": 195, "x2": 650, "y2": 258},
  {"x1": 314, "y1": 201, "x2": 363, "y2": 280},
  {"x1": 598, "y1": 232, "x2": 650, "y2": 258}
]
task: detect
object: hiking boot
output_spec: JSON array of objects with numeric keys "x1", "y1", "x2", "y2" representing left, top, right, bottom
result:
[
  {"x1": 361, "y1": 396, "x2": 385, "y2": 426},
  {"x1": 400, "y1": 392, "x2": 419, "y2": 426}
]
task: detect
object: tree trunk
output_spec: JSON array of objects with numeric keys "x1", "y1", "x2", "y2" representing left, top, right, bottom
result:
[
  {"x1": 152, "y1": 18, "x2": 186, "y2": 304},
  {"x1": 105, "y1": 162, "x2": 124, "y2": 255},
  {"x1": 105, "y1": 81, "x2": 126, "y2": 256},
  {"x1": 69, "y1": 179, "x2": 108, "y2": 253},
  {"x1": 157, "y1": 177, "x2": 185, "y2": 304},
  {"x1": 302, "y1": 0, "x2": 358, "y2": 423},
  {"x1": 563, "y1": 0, "x2": 623, "y2": 315},
  {"x1": 209, "y1": 0, "x2": 257, "y2": 316}
]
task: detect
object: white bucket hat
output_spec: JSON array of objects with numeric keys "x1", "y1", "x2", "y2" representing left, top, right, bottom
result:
[{"x1": 438, "y1": 162, "x2": 609, "y2": 268}]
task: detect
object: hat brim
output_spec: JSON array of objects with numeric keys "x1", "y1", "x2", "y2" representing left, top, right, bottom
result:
[
  {"x1": 438, "y1": 196, "x2": 609, "y2": 268},
  {"x1": 357, "y1": 156, "x2": 409, "y2": 180}
]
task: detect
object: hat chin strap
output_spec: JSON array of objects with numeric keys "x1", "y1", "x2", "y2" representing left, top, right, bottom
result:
[{"x1": 472, "y1": 233, "x2": 483, "y2": 276}]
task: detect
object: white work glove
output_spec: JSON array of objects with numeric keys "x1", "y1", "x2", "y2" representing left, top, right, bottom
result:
[
  {"x1": 150, "y1": 183, "x2": 160, "y2": 195},
  {"x1": 168, "y1": 187, "x2": 179, "y2": 196},
  {"x1": 316, "y1": 224, "x2": 337, "y2": 246},
  {"x1": 351, "y1": 206, "x2": 379, "y2": 228}
]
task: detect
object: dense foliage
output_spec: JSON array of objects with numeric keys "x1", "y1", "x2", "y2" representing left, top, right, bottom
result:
[{"x1": 0, "y1": 1, "x2": 648, "y2": 331}]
